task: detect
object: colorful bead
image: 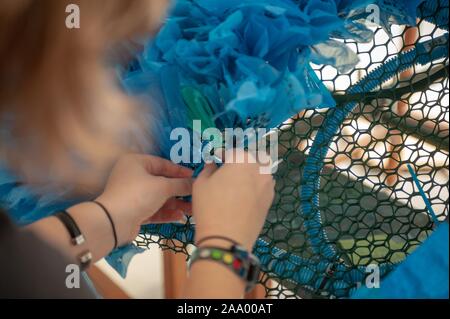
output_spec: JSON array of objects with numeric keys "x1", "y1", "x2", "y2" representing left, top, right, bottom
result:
[
  {"x1": 211, "y1": 249, "x2": 223, "y2": 260},
  {"x1": 233, "y1": 259, "x2": 242, "y2": 270},
  {"x1": 223, "y1": 253, "x2": 233, "y2": 265},
  {"x1": 199, "y1": 249, "x2": 211, "y2": 258}
]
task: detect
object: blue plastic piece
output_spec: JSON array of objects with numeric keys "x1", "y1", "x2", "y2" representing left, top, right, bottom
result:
[
  {"x1": 407, "y1": 164, "x2": 440, "y2": 225},
  {"x1": 104, "y1": 244, "x2": 146, "y2": 278}
]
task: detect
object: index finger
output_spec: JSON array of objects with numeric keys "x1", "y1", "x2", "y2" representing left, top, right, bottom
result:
[{"x1": 138, "y1": 155, "x2": 193, "y2": 178}]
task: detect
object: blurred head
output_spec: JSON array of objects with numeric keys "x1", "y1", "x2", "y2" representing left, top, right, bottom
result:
[{"x1": 0, "y1": 0, "x2": 169, "y2": 190}]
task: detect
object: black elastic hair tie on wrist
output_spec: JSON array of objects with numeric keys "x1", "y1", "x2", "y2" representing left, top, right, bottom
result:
[
  {"x1": 196, "y1": 235, "x2": 239, "y2": 247},
  {"x1": 92, "y1": 200, "x2": 118, "y2": 250}
]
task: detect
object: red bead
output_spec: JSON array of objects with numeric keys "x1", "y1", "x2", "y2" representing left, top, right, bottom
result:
[{"x1": 233, "y1": 259, "x2": 242, "y2": 270}]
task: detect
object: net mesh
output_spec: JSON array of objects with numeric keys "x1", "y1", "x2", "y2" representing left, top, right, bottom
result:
[{"x1": 135, "y1": 1, "x2": 449, "y2": 299}]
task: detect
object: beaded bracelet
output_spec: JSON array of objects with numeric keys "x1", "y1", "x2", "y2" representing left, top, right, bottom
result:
[{"x1": 188, "y1": 245, "x2": 261, "y2": 292}]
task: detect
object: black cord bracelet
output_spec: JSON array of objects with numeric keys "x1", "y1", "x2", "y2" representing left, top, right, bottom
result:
[
  {"x1": 55, "y1": 210, "x2": 85, "y2": 246},
  {"x1": 196, "y1": 235, "x2": 239, "y2": 247},
  {"x1": 55, "y1": 210, "x2": 92, "y2": 270},
  {"x1": 91, "y1": 200, "x2": 118, "y2": 250}
]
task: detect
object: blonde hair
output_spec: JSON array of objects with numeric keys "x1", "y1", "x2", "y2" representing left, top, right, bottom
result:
[{"x1": 0, "y1": 0, "x2": 168, "y2": 190}]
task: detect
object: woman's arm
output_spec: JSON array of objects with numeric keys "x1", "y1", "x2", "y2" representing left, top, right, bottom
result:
[
  {"x1": 0, "y1": 210, "x2": 95, "y2": 298},
  {"x1": 25, "y1": 150, "x2": 274, "y2": 299},
  {"x1": 185, "y1": 150, "x2": 275, "y2": 298},
  {"x1": 186, "y1": 260, "x2": 246, "y2": 298},
  {"x1": 185, "y1": 238, "x2": 247, "y2": 298},
  {"x1": 26, "y1": 202, "x2": 118, "y2": 264}
]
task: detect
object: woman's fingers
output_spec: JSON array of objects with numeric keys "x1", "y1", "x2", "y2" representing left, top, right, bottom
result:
[
  {"x1": 144, "y1": 210, "x2": 185, "y2": 224},
  {"x1": 143, "y1": 198, "x2": 192, "y2": 224},
  {"x1": 139, "y1": 154, "x2": 193, "y2": 178},
  {"x1": 160, "y1": 177, "x2": 193, "y2": 198},
  {"x1": 162, "y1": 197, "x2": 192, "y2": 214}
]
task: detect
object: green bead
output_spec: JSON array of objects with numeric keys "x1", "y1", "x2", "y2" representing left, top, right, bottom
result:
[{"x1": 211, "y1": 249, "x2": 223, "y2": 260}]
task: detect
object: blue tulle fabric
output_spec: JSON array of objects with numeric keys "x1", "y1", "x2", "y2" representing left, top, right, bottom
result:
[
  {"x1": 122, "y1": 0, "x2": 427, "y2": 157},
  {"x1": 0, "y1": 0, "x2": 425, "y2": 277}
]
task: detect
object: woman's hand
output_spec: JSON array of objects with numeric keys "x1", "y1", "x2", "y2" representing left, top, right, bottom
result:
[
  {"x1": 29, "y1": 153, "x2": 193, "y2": 264},
  {"x1": 96, "y1": 154, "x2": 193, "y2": 246},
  {"x1": 192, "y1": 149, "x2": 275, "y2": 251}
]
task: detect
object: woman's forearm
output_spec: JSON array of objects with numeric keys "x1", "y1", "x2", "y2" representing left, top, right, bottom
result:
[
  {"x1": 184, "y1": 238, "x2": 248, "y2": 298},
  {"x1": 25, "y1": 202, "x2": 116, "y2": 265},
  {"x1": 185, "y1": 260, "x2": 246, "y2": 298}
]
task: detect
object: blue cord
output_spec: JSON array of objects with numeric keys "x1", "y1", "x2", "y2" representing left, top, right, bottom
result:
[{"x1": 407, "y1": 164, "x2": 440, "y2": 225}]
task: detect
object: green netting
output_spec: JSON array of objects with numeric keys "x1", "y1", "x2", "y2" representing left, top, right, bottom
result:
[{"x1": 135, "y1": 2, "x2": 448, "y2": 299}]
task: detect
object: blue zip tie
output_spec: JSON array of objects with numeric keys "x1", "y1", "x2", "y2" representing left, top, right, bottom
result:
[{"x1": 407, "y1": 164, "x2": 440, "y2": 225}]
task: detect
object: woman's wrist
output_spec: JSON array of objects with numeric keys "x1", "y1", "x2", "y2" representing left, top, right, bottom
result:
[
  {"x1": 195, "y1": 229, "x2": 256, "y2": 251},
  {"x1": 189, "y1": 244, "x2": 261, "y2": 294},
  {"x1": 67, "y1": 202, "x2": 115, "y2": 260},
  {"x1": 90, "y1": 200, "x2": 118, "y2": 250},
  {"x1": 186, "y1": 257, "x2": 246, "y2": 298},
  {"x1": 94, "y1": 194, "x2": 138, "y2": 247},
  {"x1": 29, "y1": 199, "x2": 135, "y2": 268},
  {"x1": 195, "y1": 237, "x2": 235, "y2": 250}
]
